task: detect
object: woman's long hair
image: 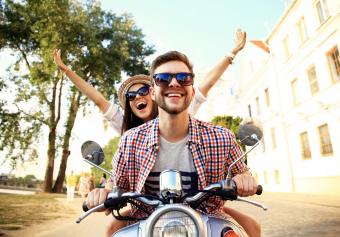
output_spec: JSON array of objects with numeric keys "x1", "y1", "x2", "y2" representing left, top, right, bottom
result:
[{"x1": 121, "y1": 99, "x2": 158, "y2": 135}]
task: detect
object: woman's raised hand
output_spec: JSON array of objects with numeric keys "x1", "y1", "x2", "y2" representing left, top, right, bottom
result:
[
  {"x1": 232, "y1": 29, "x2": 247, "y2": 55},
  {"x1": 53, "y1": 49, "x2": 69, "y2": 72}
]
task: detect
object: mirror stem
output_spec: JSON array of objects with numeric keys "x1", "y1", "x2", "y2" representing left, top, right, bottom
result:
[
  {"x1": 227, "y1": 135, "x2": 261, "y2": 179},
  {"x1": 83, "y1": 159, "x2": 115, "y2": 183}
]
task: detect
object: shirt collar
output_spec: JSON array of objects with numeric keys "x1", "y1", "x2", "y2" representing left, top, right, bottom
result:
[
  {"x1": 147, "y1": 117, "x2": 160, "y2": 148},
  {"x1": 188, "y1": 116, "x2": 201, "y2": 145},
  {"x1": 147, "y1": 116, "x2": 202, "y2": 147}
]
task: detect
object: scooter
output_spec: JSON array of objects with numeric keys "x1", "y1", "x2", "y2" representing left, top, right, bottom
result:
[{"x1": 76, "y1": 123, "x2": 267, "y2": 237}]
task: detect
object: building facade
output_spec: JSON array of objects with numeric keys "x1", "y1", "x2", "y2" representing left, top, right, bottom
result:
[{"x1": 196, "y1": 0, "x2": 340, "y2": 195}]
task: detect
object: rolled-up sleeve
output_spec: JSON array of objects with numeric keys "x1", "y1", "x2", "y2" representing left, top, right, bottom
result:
[
  {"x1": 189, "y1": 88, "x2": 207, "y2": 116},
  {"x1": 102, "y1": 102, "x2": 124, "y2": 134}
]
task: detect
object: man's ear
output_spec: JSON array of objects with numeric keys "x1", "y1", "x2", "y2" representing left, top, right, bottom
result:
[{"x1": 150, "y1": 86, "x2": 156, "y2": 101}]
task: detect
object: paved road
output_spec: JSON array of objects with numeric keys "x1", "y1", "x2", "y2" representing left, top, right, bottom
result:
[
  {"x1": 0, "y1": 188, "x2": 36, "y2": 195},
  {"x1": 37, "y1": 198, "x2": 110, "y2": 237},
  {"x1": 34, "y1": 192, "x2": 340, "y2": 237},
  {"x1": 228, "y1": 192, "x2": 340, "y2": 237}
]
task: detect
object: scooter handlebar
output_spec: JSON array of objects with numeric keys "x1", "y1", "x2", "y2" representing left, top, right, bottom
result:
[
  {"x1": 82, "y1": 201, "x2": 89, "y2": 212},
  {"x1": 256, "y1": 185, "x2": 263, "y2": 195}
]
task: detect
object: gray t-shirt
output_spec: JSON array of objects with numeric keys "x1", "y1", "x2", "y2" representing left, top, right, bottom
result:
[{"x1": 144, "y1": 136, "x2": 198, "y2": 196}]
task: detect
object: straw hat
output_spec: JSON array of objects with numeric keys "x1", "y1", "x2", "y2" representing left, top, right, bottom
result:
[{"x1": 118, "y1": 74, "x2": 152, "y2": 108}]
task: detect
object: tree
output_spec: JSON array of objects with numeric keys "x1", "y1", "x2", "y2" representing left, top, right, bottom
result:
[
  {"x1": 0, "y1": 0, "x2": 154, "y2": 192},
  {"x1": 90, "y1": 137, "x2": 120, "y2": 187},
  {"x1": 211, "y1": 115, "x2": 243, "y2": 138}
]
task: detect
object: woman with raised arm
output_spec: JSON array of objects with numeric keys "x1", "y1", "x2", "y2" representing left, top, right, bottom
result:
[{"x1": 53, "y1": 29, "x2": 246, "y2": 135}]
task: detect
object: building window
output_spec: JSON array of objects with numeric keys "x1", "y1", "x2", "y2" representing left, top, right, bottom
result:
[
  {"x1": 282, "y1": 35, "x2": 291, "y2": 60},
  {"x1": 300, "y1": 131, "x2": 311, "y2": 159},
  {"x1": 262, "y1": 134, "x2": 266, "y2": 152},
  {"x1": 263, "y1": 171, "x2": 268, "y2": 185},
  {"x1": 274, "y1": 170, "x2": 280, "y2": 184},
  {"x1": 296, "y1": 16, "x2": 308, "y2": 44},
  {"x1": 271, "y1": 127, "x2": 277, "y2": 149},
  {"x1": 315, "y1": 0, "x2": 329, "y2": 25},
  {"x1": 248, "y1": 104, "x2": 252, "y2": 118},
  {"x1": 264, "y1": 88, "x2": 270, "y2": 107},
  {"x1": 291, "y1": 79, "x2": 300, "y2": 106},
  {"x1": 307, "y1": 65, "x2": 319, "y2": 95},
  {"x1": 318, "y1": 124, "x2": 333, "y2": 156},
  {"x1": 326, "y1": 46, "x2": 340, "y2": 82},
  {"x1": 255, "y1": 97, "x2": 260, "y2": 115}
]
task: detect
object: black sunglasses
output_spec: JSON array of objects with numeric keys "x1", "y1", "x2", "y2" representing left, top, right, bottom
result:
[
  {"x1": 152, "y1": 72, "x2": 194, "y2": 87},
  {"x1": 125, "y1": 85, "x2": 150, "y2": 101}
]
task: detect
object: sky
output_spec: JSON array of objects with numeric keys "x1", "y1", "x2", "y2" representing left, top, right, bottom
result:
[
  {"x1": 100, "y1": 0, "x2": 290, "y2": 71},
  {"x1": 0, "y1": 0, "x2": 291, "y2": 178}
]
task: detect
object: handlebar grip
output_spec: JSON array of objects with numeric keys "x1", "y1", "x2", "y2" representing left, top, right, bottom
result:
[
  {"x1": 256, "y1": 185, "x2": 263, "y2": 195},
  {"x1": 82, "y1": 201, "x2": 89, "y2": 212}
]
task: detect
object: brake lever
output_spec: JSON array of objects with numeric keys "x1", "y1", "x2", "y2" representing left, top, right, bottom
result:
[
  {"x1": 237, "y1": 197, "x2": 268, "y2": 210},
  {"x1": 76, "y1": 203, "x2": 105, "y2": 223}
]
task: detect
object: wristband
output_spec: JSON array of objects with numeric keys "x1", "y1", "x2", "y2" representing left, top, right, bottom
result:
[{"x1": 225, "y1": 52, "x2": 235, "y2": 64}]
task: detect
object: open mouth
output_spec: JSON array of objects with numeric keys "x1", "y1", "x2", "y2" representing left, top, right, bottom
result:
[{"x1": 136, "y1": 102, "x2": 147, "y2": 110}]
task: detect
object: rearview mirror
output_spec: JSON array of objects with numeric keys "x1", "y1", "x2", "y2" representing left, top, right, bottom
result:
[
  {"x1": 81, "y1": 141, "x2": 105, "y2": 166},
  {"x1": 238, "y1": 123, "x2": 263, "y2": 146}
]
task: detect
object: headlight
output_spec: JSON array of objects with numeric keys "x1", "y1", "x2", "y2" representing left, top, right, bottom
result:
[{"x1": 152, "y1": 210, "x2": 198, "y2": 237}]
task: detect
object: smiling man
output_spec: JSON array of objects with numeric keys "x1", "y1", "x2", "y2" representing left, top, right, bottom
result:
[
  {"x1": 87, "y1": 51, "x2": 260, "y2": 237},
  {"x1": 115, "y1": 51, "x2": 259, "y2": 232}
]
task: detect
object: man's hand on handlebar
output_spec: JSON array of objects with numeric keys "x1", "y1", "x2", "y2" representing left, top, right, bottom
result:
[
  {"x1": 86, "y1": 188, "x2": 111, "y2": 215},
  {"x1": 232, "y1": 171, "x2": 258, "y2": 197}
]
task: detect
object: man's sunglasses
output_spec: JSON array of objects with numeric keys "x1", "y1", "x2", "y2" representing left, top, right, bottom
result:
[
  {"x1": 125, "y1": 85, "x2": 150, "y2": 101},
  {"x1": 152, "y1": 72, "x2": 194, "y2": 87}
]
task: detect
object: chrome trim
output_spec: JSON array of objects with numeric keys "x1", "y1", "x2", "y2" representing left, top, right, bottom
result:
[
  {"x1": 145, "y1": 204, "x2": 206, "y2": 237},
  {"x1": 159, "y1": 170, "x2": 183, "y2": 199}
]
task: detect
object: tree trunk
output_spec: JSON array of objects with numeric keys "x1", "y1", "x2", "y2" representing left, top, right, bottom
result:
[
  {"x1": 53, "y1": 91, "x2": 82, "y2": 193},
  {"x1": 43, "y1": 126, "x2": 56, "y2": 192},
  {"x1": 43, "y1": 79, "x2": 61, "y2": 192}
]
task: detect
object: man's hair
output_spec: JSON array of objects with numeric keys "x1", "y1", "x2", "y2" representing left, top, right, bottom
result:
[{"x1": 149, "y1": 51, "x2": 194, "y2": 84}]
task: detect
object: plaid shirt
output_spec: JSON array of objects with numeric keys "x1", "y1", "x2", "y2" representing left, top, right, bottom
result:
[{"x1": 112, "y1": 116, "x2": 248, "y2": 218}]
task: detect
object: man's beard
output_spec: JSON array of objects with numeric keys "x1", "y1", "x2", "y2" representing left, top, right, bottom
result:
[{"x1": 155, "y1": 92, "x2": 191, "y2": 115}]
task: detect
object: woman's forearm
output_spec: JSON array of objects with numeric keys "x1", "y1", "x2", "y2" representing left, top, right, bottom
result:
[
  {"x1": 53, "y1": 49, "x2": 110, "y2": 113},
  {"x1": 198, "y1": 56, "x2": 232, "y2": 97},
  {"x1": 64, "y1": 69, "x2": 110, "y2": 113},
  {"x1": 198, "y1": 29, "x2": 246, "y2": 97}
]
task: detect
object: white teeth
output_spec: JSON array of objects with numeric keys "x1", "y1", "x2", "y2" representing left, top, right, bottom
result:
[
  {"x1": 137, "y1": 102, "x2": 146, "y2": 106},
  {"x1": 167, "y1": 93, "x2": 181, "y2": 97}
]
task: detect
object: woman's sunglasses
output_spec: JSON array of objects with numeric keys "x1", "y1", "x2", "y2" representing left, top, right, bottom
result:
[
  {"x1": 125, "y1": 85, "x2": 150, "y2": 101},
  {"x1": 152, "y1": 72, "x2": 194, "y2": 87}
]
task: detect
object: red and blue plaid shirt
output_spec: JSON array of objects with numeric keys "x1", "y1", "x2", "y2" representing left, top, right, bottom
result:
[{"x1": 112, "y1": 116, "x2": 248, "y2": 218}]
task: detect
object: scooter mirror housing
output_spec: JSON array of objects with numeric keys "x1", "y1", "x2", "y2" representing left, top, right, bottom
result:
[
  {"x1": 238, "y1": 123, "x2": 263, "y2": 146},
  {"x1": 81, "y1": 140, "x2": 105, "y2": 165}
]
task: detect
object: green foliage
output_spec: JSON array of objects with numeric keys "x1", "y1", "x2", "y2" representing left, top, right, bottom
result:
[
  {"x1": 91, "y1": 137, "x2": 120, "y2": 186},
  {"x1": 211, "y1": 115, "x2": 243, "y2": 138},
  {"x1": 0, "y1": 82, "x2": 41, "y2": 168},
  {"x1": 0, "y1": 0, "x2": 154, "y2": 178},
  {"x1": 24, "y1": 174, "x2": 37, "y2": 182}
]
